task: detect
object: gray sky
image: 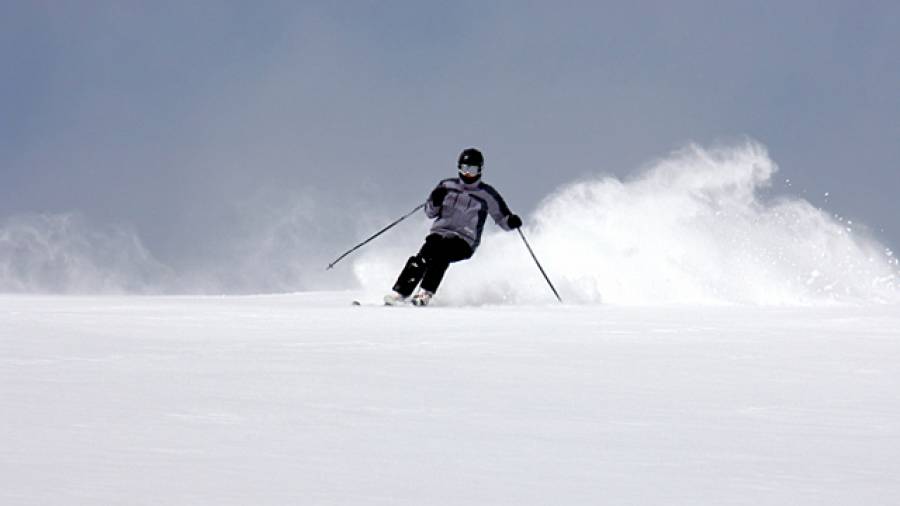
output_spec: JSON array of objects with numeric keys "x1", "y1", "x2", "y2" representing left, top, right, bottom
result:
[{"x1": 2, "y1": 1, "x2": 898, "y2": 292}]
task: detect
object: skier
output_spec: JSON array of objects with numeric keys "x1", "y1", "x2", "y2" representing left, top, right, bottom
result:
[{"x1": 385, "y1": 148, "x2": 522, "y2": 306}]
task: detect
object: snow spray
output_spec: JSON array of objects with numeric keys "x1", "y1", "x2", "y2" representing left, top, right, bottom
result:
[
  {"x1": 0, "y1": 213, "x2": 170, "y2": 294},
  {"x1": 355, "y1": 141, "x2": 900, "y2": 306}
]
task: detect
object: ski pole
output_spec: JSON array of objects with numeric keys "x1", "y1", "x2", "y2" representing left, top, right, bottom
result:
[
  {"x1": 517, "y1": 228, "x2": 563, "y2": 303},
  {"x1": 326, "y1": 203, "x2": 426, "y2": 270}
]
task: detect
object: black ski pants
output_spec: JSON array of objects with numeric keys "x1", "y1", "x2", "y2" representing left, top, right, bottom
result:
[{"x1": 392, "y1": 233, "x2": 474, "y2": 296}]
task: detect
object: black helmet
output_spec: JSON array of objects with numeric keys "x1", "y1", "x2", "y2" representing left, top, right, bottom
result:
[{"x1": 457, "y1": 148, "x2": 484, "y2": 183}]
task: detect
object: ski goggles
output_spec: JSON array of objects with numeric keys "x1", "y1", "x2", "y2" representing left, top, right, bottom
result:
[{"x1": 458, "y1": 164, "x2": 482, "y2": 177}]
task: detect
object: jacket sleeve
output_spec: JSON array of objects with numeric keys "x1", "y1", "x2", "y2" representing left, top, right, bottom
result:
[
  {"x1": 424, "y1": 181, "x2": 446, "y2": 219},
  {"x1": 482, "y1": 184, "x2": 514, "y2": 231}
]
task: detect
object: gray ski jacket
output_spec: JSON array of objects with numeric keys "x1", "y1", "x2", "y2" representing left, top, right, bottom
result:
[{"x1": 425, "y1": 177, "x2": 516, "y2": 251}]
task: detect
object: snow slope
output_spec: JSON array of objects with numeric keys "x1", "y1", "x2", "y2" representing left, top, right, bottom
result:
[{"x1": 2, "y1": 292, "x2": 898, "y2": 505}]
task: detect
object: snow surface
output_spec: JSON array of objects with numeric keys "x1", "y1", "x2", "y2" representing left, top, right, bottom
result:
[{"x1": 2, "y1": 292, "x2": 899, "y2": 505}]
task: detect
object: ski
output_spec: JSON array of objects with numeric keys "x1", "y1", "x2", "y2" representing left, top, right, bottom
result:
[
  {"x1": 349, "y1": 299, "x2": 424, "y2": 307},
  {"x1": 349, "y1": 300, "x2": 411, "y2": 307}
]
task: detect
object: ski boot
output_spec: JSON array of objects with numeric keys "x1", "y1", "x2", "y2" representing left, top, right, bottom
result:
[
  {"x1": 383, "y1": 291, "x2": 408, "y2": 306},
  {"x1": 410, "y1": 289, "x2": 433, "y2": 307}
]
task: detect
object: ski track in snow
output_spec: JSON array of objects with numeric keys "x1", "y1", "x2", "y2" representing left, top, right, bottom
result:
[{"x1": 1, "y1": 292, "x2": 899, "y2": 505}]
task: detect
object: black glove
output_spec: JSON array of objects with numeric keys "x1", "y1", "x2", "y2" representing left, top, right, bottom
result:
[
  {"x1": 430, "y1": 187, "x2": 448, "y2": 206},
  {"x1": 507, "y1": 214, "x2": 522, "y2": 229}
]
